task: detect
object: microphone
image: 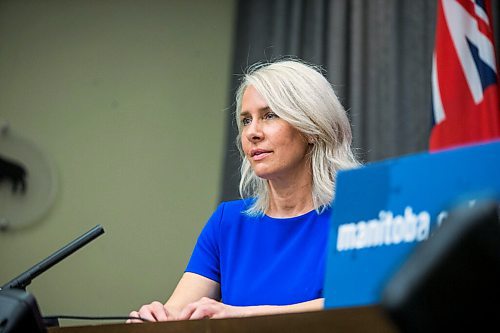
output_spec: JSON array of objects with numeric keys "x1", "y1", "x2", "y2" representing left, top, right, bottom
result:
[{"x1": 1, "y1": 225, "x2": 105, "y2": 290}]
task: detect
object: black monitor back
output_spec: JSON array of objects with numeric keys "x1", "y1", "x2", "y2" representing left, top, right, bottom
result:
[{"x1": 382, "y1": 200, "x2": 500, "y2": 332}]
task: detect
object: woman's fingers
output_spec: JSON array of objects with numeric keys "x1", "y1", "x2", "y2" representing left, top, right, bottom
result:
[
  {"x1": 179, "y1": 297, "x2": 228, "y2": 320},
  {"x1": 178, "y1": 301, "x2": 199, "y2": 320},
  {"x1": 126, "y1": 310, "x2": 142, "y2": 323},
  {"x1": 128, "y1": 297, "x2": 237, "y2": 324},
  {"x1": 127, "y1": 301, "x2": 172, "y2": 323},
  {"x1": 148, "y1": 301, "x2": 170, "y2": 321}
]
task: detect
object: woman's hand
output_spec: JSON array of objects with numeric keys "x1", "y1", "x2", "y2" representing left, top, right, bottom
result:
[
  {"x1": 177, "y1": 297, "x2": 246, "y2": 320},
  {"x1": 126, "y1": 301, "x2": 180, "y2": 323},
  {"x1": 126, "y1": 273, "x2": 221, "y2": 323}
]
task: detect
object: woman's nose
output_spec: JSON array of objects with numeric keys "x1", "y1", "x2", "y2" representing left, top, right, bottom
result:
[{"x1": 245, "y1": 120, "x2": 263, "y2": 142}]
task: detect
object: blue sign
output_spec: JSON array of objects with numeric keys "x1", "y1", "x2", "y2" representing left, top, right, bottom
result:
[{"x1": 324, "y1": 140, "x2": 500, "y2": 308}]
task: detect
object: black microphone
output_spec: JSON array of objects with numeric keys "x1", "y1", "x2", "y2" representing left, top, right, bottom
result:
[{"x1": 1, "y1": 225, "x2": 105, "y2": 290}]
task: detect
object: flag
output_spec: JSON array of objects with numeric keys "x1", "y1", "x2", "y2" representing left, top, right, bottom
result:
[{"x1": 430, "y1": 0, "x2": 500, "y2": 151}]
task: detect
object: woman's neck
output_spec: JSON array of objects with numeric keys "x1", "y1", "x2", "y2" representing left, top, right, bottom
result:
[{"x1": 266, "y1": 178, "x2": 314, "y2": 218}]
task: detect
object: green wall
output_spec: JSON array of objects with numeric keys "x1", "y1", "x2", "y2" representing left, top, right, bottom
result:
[{"x1": 0, "y1": 0, "x2": 235, "y2": 326}]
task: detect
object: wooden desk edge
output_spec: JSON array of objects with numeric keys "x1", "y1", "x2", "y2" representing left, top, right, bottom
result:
[{"x1": 48, "y1": 305, "x2": 399, "y2": 333}]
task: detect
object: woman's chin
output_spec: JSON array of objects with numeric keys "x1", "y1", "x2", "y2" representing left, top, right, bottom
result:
[{"x1": 253, "y1": 170, "x2": 272, "y2": 180}]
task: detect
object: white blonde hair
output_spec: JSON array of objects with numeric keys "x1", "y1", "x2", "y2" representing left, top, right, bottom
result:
[{"x1": 235, "y1": 59, "x2": 360, "y2": 216}]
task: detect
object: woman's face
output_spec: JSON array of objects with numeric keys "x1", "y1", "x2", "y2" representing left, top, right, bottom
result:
[{"x1": 240, "y1": 85, "x2": 311, "y2": 181}]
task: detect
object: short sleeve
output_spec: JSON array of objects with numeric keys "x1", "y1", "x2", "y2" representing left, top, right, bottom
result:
[{"x1": 185, "y1": 203, "x2": 224, "y2": 283}]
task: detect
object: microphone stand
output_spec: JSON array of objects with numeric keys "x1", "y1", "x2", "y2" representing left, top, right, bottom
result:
[
  {"x1": 0, "y1": 225, "x2": 105, "y2": 331},
  {"x1": 1, "y1": 225, "x2": 104, "y2": 290}
]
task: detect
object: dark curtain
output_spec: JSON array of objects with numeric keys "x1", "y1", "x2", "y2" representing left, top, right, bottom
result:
[{"x1": 220, "y1": 0, "x2": 500, "y2": 202}]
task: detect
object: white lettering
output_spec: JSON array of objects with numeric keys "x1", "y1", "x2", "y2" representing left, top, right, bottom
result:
[
  {"x1": 416, "y1": 211, "x2": 430, "y2": 241},
  {"x1": 337, "y1": 223, "x2": 357, "y2": 251},
  {"x1": 336, "y1": 207, "x2": 431, "y2": 251}
]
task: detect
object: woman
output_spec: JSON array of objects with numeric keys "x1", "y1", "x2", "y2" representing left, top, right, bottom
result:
[{"x1": 128, "y1": 58, "x2": 359, "y2": 322}]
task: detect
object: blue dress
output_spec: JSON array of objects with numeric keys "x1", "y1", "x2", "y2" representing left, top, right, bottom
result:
[{"x1": 185, "y1": 199, "x2": 332, "y2": 306}]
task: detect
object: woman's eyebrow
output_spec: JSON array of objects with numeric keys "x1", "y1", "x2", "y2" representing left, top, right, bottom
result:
[{"x1": 240, "y1": 107, "x2": 271, "y2": 117}]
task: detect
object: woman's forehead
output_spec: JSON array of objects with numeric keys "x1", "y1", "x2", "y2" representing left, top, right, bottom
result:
[{"x1": 240, "y1": 86, "x2": 269, "y2": 112}]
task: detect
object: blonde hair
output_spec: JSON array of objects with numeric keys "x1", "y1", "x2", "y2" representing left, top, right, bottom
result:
[{"x1": 235, "y1": 59, "x2": 360, "y2": 216}]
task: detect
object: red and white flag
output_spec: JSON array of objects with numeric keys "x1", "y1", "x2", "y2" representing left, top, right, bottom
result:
[{"x1": 430, "y1": 0, "x2": 500, "y2": 151}]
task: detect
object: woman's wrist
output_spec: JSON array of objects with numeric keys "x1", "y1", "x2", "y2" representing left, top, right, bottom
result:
[{"x1": 243, "y1": 299, "x2": 324, "y2": 317}]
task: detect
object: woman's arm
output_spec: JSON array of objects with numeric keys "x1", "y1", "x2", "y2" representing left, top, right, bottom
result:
[
  {"x1": 177, "y1": 297, "x2": 324, "y2": 320},
  {"x1": 127, "y1": 272, "x2": 220, "y2": 322}
]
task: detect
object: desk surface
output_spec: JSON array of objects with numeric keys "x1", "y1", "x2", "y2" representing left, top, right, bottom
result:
[{"x1": 48, "y1": 305, "x2": 399, "y2": 333}]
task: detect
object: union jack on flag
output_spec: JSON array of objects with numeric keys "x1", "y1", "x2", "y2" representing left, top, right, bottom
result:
[{"x1": 430, "y1": 0, "x2": 500, "y2": 151}]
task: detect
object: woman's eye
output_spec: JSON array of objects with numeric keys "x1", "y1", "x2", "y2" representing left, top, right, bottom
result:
[
  {"x1": 264, "y1": 112, "x2": 278, "y2": 120},
  {"x1": 241, "y1": 117, "x2": 251, "y2": 126}
]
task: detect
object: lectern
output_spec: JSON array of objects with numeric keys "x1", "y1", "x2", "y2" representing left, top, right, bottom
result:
[{"x1": 47, "y1": 306, "x2": 398, "y2": 333}]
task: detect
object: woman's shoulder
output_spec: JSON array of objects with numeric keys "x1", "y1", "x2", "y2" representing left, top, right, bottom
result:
[
  {"x1": 217, "y1": 198, "x2": 255, "y2": 214},
  {"x1": 205, "y1": 199, "x2": 256, "y2": 229}
]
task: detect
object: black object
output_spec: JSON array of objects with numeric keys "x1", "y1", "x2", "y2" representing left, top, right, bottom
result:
[
  {"x1": 1, "y1": 225, "x2": 104, "y2": 290},
  {"x1": 382, "y1": 200, "x2": 500, "y2": 332},
  {"x1": 0, "y1": 155, "x2": 27, "y2": 194},
  {"x1": 0, "y1": 289, "x2": 46, "y2": 333},
  {"x1": 0, "y1": 225, "x2": 105, "y2": 332}
]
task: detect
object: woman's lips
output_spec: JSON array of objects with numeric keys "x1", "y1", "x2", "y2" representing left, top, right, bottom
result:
[
  {"x1": 252, "y1": 152, "x2": 272, "y2": 161},
  {"x1": 250, "y1": 149, "x2": 272, "y2": 161}
]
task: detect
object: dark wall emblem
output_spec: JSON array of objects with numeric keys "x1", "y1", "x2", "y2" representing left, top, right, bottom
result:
[{"x1": 0, "y1": 154, "x2": 28, "y2": 194}]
